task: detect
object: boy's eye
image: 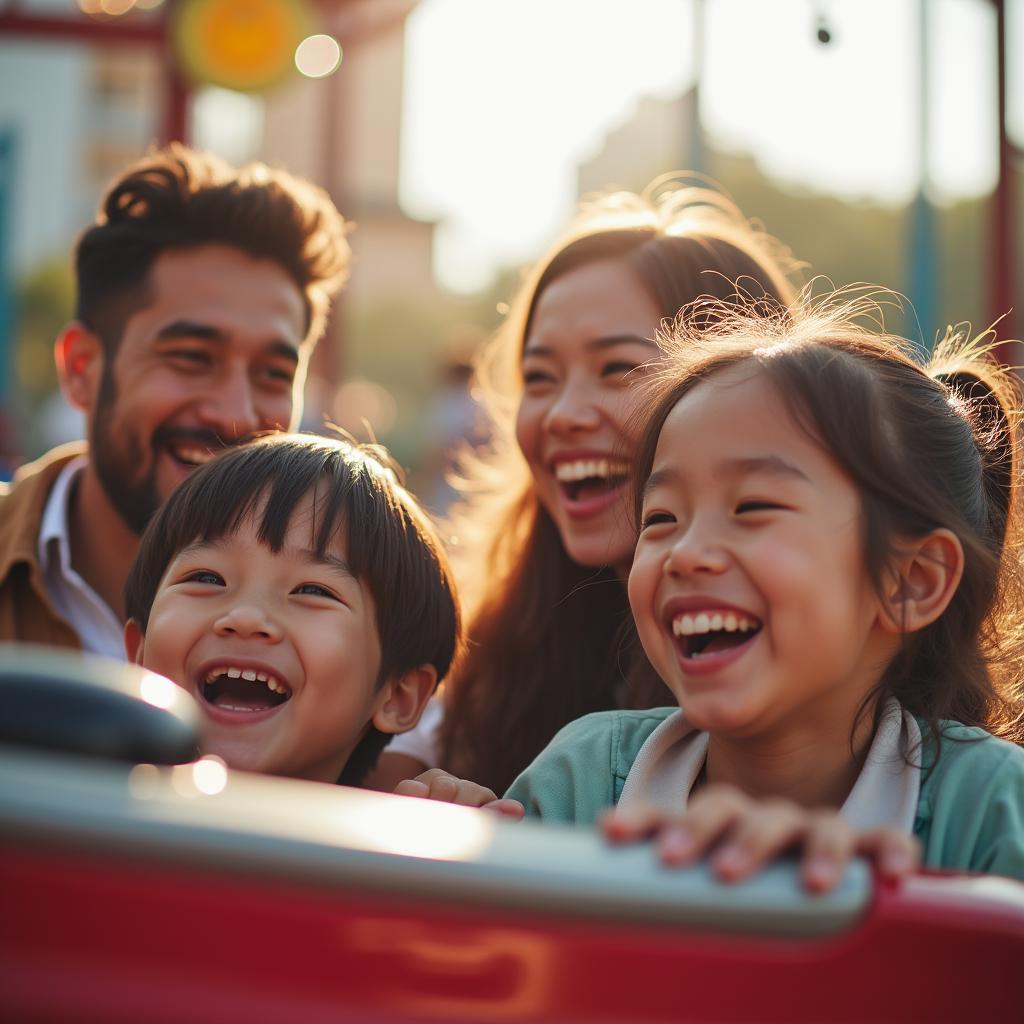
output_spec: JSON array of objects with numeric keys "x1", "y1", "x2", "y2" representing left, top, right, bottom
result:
[
  {"x1": 183, "y1": 569, "x2": 224, "y2": 585},
  {"x1": 292, "y1": 582, "x2": 339, "y2": 600}
]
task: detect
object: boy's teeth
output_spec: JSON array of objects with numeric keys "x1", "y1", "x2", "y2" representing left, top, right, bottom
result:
[
  {"x1": 672, "y1": 612, "x2": 758, "y2": 637},
  {"x1": 203, "y1": 666, "x2": 287, "y2": 694},
  {"x1": 555, "y1": 458, "x2": 629, "y2": 482}
]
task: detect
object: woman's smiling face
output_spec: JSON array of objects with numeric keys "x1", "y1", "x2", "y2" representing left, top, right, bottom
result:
[
  {"x1": 515, "y1": 258, "x2": 663, "y2": 573},
  {"x1": 628, "y1": 364, "x2": 898, "y2": 741}
]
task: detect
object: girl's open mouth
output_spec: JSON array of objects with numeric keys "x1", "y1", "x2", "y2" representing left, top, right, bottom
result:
[
  {"x1": 671, "y1": 611, "x2": 762, "y2": 664},
  {"x1": 200, "y1": 666, "x2": 292, "y2": 715}
]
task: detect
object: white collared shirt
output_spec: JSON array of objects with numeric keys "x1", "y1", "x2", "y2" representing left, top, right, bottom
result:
[
  {"x1": 37, "y1": 457, "x2": 125, "y2": 660},
  {"x1": 618, "y1": 699, "x2": 922, "y2": 833}
]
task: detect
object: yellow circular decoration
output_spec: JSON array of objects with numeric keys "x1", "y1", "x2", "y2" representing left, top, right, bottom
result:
[{"x1": 173, "y1": 0, "x2": 312, "y2": 94}]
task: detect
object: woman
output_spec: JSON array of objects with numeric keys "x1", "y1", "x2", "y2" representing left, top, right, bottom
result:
[{"x1": 372, "y1": 181, "x2": 801, "y2": 795}]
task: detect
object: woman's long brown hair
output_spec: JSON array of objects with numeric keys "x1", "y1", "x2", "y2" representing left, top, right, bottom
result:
[{"x1": 439, "y1": 183, "x2": 803, "y2": 794}]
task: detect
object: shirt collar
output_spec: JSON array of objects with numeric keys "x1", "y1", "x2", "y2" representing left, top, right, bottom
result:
[{"x1": 37, "y1": 455, "x2": 89, "y2": 576}]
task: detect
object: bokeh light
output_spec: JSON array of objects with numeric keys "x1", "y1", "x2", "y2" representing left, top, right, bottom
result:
[{"x1": 295, "y1": 34, "x2": 342, "y2": 79}]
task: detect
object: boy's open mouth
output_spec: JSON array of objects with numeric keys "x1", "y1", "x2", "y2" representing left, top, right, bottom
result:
[
  {"x1": 555, "y1": 458, "x2": 630, "y2": 503},
  {"x1": 200, "y1": 666, "x2": 292, "y2": 713},
  {"x1": 672, "y1": 611, "x2": 762, "y2": 660}
]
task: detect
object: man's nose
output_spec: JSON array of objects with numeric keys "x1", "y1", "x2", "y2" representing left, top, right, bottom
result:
[{"x1": 197, "y1": 367, "x2": 260, "y2": 441}]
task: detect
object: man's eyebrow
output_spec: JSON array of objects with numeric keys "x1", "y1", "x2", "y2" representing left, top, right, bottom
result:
[
  {"x1": 155, "y1": 321, "x2": 299, "y2": 365},
  {"x1": 523, "y1": 333, "x2": 659, "y2": 358}
]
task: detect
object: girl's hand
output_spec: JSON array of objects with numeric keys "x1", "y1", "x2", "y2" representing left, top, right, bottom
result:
[
  {"x1": 602, "y1": 783, "x2": 920, "y2": 892},
  {"x1": 395, "y1": 768, "x2": 526, "y2": 820}
]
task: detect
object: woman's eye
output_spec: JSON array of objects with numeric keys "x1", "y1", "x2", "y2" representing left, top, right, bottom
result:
[
  {"x1": 183, "y1": 569, "x2": 223, "y2": 585},
  {"x1": 602, "y1": 360, "x2": 639, "y2": 378},
  {"x1": 522, "y1": 368, "x2": 555, "y2": 387},
  {"x1": 293, "y1": 583, "x2": 338, "y2": 600}
]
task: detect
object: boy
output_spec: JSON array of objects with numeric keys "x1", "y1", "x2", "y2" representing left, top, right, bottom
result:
[{"x1": 123, "y1": 433, "x2": 459, "y2": 786}]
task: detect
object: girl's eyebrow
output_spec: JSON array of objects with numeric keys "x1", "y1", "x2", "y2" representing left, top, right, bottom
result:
[{"x1": 643, "y1": 455, "x2": 809, "y2": 498}]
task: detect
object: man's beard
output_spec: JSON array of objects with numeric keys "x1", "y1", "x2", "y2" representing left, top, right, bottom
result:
[{"x1": 90, "y1": 368, "x2": 245, "y2": 536}]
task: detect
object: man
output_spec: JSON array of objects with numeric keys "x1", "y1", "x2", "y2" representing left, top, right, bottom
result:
[{"x1": 0, "y1": 144, "x2": 350, "y2": 654}]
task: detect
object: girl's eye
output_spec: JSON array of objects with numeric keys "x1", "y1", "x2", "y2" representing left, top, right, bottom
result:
[
  {"x1": 735, "y1": 500, "x2": 785, "y2": 514},
  {"x1": 292, "y1": 583, "x2": 338, "y2": 600},
  {"x1": 522, "y1": 368, "x2": 555, "y2": 387},
  {"x1": 641, "y1": 510, "x2": 675, "y2": 530},
  {"x1": 183, "y1": 569, "x2": 223, "y2": 585}
]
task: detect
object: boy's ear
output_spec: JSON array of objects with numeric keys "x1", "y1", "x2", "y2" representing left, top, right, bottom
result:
[
  {"x1": 124, "y1": 619, "x2": 145, "y2": 664},
  {"x1": 371, "y1": 665, "x2": 437, "y2": 736},
  {"x1": 878, "y1": 529, "x2": 964, "y2": 635},
  {"x1": 55, "y1": 321, "x2": 105, "y2": 413}
]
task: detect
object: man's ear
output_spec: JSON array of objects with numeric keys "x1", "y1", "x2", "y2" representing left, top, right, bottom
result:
[
  {"x1": 878, "y1": 529, "x2": 964, "y2": 635},
  {"x1": 124, "y1": 619, "x2": 145, "y2": 664},
  {"x1": 372, "y1": 665, "x2": 438, "y2": 735},
  {"x1": 55, "y1": 321, "x2": 105, "y2": 413}
]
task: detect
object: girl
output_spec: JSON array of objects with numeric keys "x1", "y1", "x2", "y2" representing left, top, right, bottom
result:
[
  {"x1": 371, "y1": 180, "x2": 802, "y2": 795},
  {"x1": 503, "y1": 293, "x2": 1024, "y2": 885}
]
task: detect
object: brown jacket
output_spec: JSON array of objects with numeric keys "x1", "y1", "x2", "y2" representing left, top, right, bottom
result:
[{"x1": 0, "y1": 443, "x2": 87, "y2": 649}]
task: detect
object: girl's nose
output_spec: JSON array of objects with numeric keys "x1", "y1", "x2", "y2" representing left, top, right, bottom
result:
[
  {"x1": 664, "y1": 526, "x2": 729, "y2": 578},
  {"x1": 213, "y1": 603, "x2": 283, "y2": 642}
]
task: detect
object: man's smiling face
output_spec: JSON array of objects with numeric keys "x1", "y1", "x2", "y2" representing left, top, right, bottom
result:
[{"x1": 89, "y1": 244, "x2": 308, "y2": 534}]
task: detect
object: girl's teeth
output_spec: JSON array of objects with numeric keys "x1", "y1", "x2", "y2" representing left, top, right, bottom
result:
[
  {"x1": 241, "y1": 669, "x2": 257, "y2": 681},
  {"x1": 226, "y1": 668, "x2": 241, "y2": 678},
  {"x1": 672, "y1": 612, "x2": 759, "y2": 636}
]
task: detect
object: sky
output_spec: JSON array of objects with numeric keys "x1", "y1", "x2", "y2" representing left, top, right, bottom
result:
[{"x1": 400, "y1": 0, "x2": 1023, "y2": 294}]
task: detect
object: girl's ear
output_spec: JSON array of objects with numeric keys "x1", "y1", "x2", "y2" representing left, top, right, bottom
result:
[
  {"x1": 372, "y1": 665, "x2": 438, "y2": 735},
  {"x1": 879, "y1": 529, "x2": 964, "y2": 635},
  {"x1": 55, "y1": 322, "x2": 104, "y2": 413},
  {"x1": 124, "y1": 619, "x2": 145, "y2": 664}
]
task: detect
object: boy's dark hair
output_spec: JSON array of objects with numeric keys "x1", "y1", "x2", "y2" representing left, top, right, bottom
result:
[
  {"x1": 75, "y1": 143, "x2": 350, "y2": 354},
  {"x1": 124, "y1": 433, "x2": 462, "y2": 785},
  {"x1": 632, "y1": 291, "x2": 1024, "y2": 750}
]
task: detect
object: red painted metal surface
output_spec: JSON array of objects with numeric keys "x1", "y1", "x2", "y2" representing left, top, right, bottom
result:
[{"x1": 1, "y1": 843, "x2": 1020, "y2": 1023}]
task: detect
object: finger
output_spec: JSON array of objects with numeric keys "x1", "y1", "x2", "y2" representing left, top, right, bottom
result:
[
  {"x1": 424, "y1": 774, "x2": 459, "y2": 801},
  {"x1": 446, "y1": 782, "x2": 500, "y2": 807},
  {"x1": 856, "y1": 828, "x2": 920, "y2": 880},
  {"x1": 482, "y1": 799, "x2": 526, "y2": 820},
  {"x1": 799, "y1": 814, "x2": 856, "y2": 893},
  {"x1": 601, "y1": 803, "x2": 673, "y2": 843},
  {"x1": 707, "y1": 798, "x2": 809, "y2": 881},
  {"x1": 394, "y1": 779, "x2": 430, "y2": 798},
  {"x1": 661, "y1": 784, "x2": 750, "y2": 866}
]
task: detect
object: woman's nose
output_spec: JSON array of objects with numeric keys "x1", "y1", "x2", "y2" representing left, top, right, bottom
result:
[{"x1": 543, "y1": 381, "x2": 602, "y2": 435}]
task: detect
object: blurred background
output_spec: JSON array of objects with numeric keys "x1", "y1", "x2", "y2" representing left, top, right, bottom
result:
[{"x1": 0, "y1": 0, "x2": 1021, "y2": 506}]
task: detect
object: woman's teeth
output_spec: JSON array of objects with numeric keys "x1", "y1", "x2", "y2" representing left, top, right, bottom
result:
[
  {"x1": 672, "y1": 612, "x2": 759, "y2": 637},
  {"x1": 555, "y1": 458, "x2": 629, "y2": 483}
]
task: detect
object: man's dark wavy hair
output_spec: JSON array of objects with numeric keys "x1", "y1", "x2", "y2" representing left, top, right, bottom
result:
[{"x1": 75, "y1": 143, "x2": 350, "y2": 353}]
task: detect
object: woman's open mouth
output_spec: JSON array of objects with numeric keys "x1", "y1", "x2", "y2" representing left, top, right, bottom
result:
[
  {"x1": 199, "y1": 666, "x2": 292, "y2": 716},
  {"x1": 671, "y1": 610, "x2": 762, "y2": 668},
  {"x1": 555, "y1": 458, "x2": 630, "y2": 515}
]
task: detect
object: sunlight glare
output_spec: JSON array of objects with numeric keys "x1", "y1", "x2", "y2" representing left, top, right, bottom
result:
[{"x1": 295, "y1": 34, "x2": 343, "y2": 79}]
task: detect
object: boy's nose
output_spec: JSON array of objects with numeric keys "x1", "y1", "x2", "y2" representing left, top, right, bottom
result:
[{"x1": 213, "y1": 603, "x2": 282, "y2": 642}]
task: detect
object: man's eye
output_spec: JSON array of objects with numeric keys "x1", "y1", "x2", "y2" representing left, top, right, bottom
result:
[
  {"x1": 183, "y1": 569, "x2": 223, "y2": 585},
  {"x1": 292, "y1": 583, "x2": 338, "y2": 600}
]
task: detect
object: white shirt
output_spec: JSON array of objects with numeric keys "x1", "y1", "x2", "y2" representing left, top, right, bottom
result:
[
  {"x1": 37, "y1": 457, "x2": 125, "y2": 660},
  {"x1": 618, "y1": 699, "x2": 922, "y2": 833},
  {"x1": 387, "y1": 693, "x2": 444, "y2": 766}
]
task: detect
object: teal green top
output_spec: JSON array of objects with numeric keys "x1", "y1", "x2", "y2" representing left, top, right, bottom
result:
[{"x1": 504, "y1": 708, "x2": 1024, "y2": 881}]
